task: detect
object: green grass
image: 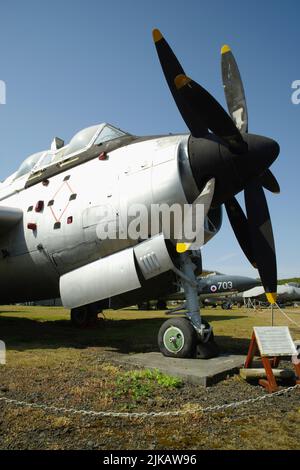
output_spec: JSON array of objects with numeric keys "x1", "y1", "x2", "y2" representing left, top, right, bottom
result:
[
  {"x1": 278, "y1": 278, "x2": 300, "y2": 285},
  {"x1": 1, "y1": 304, "x2": 299, "y2": 359},
  {"x1": 115, "y1": 369, "x2": 183, "y2": 402},
  {"x1": 1, "y1": 305, "x2": 300, "y2": 450}
]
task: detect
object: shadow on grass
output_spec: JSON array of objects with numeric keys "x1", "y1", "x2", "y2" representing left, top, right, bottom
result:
[
  {"x1": 0, "y1": 312, "x2": 249, "y2": 355},
  {"x1": 199, "y1": 314, "x2": 248, "y2": 322},
  {"x1": 0, "y1": 315, "x2": 164, "y2": 354},
  {"x1": 214, "y1": 335, "x2": 250, "y2": 355}
]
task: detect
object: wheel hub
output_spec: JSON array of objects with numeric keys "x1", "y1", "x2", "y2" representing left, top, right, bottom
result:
[{"x1": 163, "y1": 326, "x2": 185, "y2": 353}]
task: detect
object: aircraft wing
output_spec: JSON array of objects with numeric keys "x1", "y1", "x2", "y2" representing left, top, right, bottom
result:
[
  {"x1": 242, "y1": 286, "x2": 265, "y2": 299},
  {"x1": 242, "y1": 284, "x2": 298, "y2": 302},
  {"x1": 0, "y1": 206, "x2": 23, "y2": 235}
]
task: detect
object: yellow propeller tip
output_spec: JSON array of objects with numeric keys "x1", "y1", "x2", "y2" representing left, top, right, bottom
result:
[
  {"x1": 266, "y1": 292, "x2": 277, "y2": 304},
  {"x1": 174, "y1": 74, "x2": 191, "y2": 90},
  {"x1": 176, "y1": 243, "x2": 190, "y2": 253},
  {"x1": 152, "y1": 29, "x2": 163, "y2": 42},
  {"x1": 221, "y1": 44, "x2": 231, "y2": 54}
]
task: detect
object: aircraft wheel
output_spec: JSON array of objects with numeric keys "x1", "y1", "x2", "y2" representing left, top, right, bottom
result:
[
  {"x1": 71, "y1": 306, "x2": 99, "y2": 328},
  {"x1": 197, "y1": 319, "x2": 219, "y2": 359},
  {"x1": 158, "y1": 318, "x2": 197, "y2": 358},
  {"x1": 222, "y1": 302, "x2": 232, "y2": 310}
]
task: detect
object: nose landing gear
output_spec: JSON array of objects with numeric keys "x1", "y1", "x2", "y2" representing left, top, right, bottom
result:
[{"x1": 158, "y1": 252, "x2": 219, "y2": 359}]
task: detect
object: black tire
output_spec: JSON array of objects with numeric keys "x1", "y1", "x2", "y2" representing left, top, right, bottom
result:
[
  {"x1": 222, "y1": 302, "x2": 232, "y2": 310},
  {"x1": 197, "y1": 319, "x2": 219, "y2": 359},
  {"x1": 71, "y1": 306, "x2": 99, "y2": 328},
  {"x1": 158, "y1": 318, "x2": 197, "y2": 358}
]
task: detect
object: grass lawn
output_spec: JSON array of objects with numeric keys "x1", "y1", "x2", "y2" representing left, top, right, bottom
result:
[
  {"x1": 1, "y1": 304, "x2": 299, "y2": 357},
  {"x1": 0, "y1": 305, "x2": 299, "y2": 450}
]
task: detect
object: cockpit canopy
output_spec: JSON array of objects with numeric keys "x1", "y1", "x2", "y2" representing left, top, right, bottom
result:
[
  {"x1": 65, "y1": 124, "x2": 125, "y2": 157},
  {"x1": 14, "y1": 151, "x2": 46, "y2": 180},
  {"x1": 13, "y1": 123, "x2": 128, "y2": 181}
]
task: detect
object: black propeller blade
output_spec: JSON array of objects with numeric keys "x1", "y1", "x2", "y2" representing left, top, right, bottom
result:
[
  {"x1": 174, "y1": 75, "x2": 247, "y2": 154},
  {"x1": 152, "y1": 29, "x2": 208, "y2": 138},
  {"x1": 260, "y1": 169, "x2": 280, "y2": 194},
  {"x1": 221, "y1": 45, "x2": 248, "y2": 133},
  {"x1": 244, "y1": 181, "x2": 277, "y2": 298},
  {"x1": 224, "y1": 197, "x2": 256, "y2": 268}
]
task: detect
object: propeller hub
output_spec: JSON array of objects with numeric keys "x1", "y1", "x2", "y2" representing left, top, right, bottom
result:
[
  {"x1": 228, "y1": 133, "x2": 280, "y2": 183},
  {"x1": 188, "y1": 133, "x2": 280, "y2": 206}
]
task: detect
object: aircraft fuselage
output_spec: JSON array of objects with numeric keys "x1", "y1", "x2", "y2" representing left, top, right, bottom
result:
[{"x1": 0, "y1": 132, "x2": 219, "y2": 304}]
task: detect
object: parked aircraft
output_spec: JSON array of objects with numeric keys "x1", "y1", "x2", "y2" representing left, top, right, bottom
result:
[
  {"x1": 0, "y1": 30, "x2": 280, "y2": 358},
  {"x1": 235, "y1": 283, "x2": 300, "y2": 306},
  {"x1": 143, "y1": 273, "x2": 260, "y2": 310}
]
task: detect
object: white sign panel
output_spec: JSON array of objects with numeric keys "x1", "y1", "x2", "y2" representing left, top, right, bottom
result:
[
  {"x1": 0, "y1": 340, "x2": 6, "y2": 365},
  {"x1": 254, "y1": 327, "x2": 297, "y2": 357}
]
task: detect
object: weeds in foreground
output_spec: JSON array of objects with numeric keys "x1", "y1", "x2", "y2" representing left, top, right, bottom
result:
[{"x1": 114, "y1": 368, "x2": 183, "y2": 402}]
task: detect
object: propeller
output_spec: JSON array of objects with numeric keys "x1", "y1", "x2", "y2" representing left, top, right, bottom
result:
[
  {"x1": 174, "y1": 74, "x2": 247, "y2": 154},
  {"x1": 152, "y1": 29, "x2": 280, "y2": 303},
  {"x1": 221, "y1": 44, "x2": 248, "y2": 133},
  {"x1": 221, "y1": 44, "x2": 280, "y2": 194},
  {"x1": 153, "y1": 29, "x2": 246, "y2": 154},
  {"x1": 221, "y1": 44, "x2": 278, "y2": 303},
  {"x1": 152, "y1": 29, "x2": 208, "y2": 138},
  {"x1": 260, "y1": 169, "x2": 280, "y2": 194}
]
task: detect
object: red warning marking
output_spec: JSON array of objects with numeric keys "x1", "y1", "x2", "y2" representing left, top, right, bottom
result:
[{"x1": 49, "y1": 180, "x2": 76, "y2": 223}]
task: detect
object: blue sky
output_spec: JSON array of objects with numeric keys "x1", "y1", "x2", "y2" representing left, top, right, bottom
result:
[{"x1": 0, "y1": 0, "x2": 299, "y2": 278}]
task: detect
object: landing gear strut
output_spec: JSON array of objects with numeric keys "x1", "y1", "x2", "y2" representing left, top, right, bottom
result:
[
  {"x1": 71, "y1": 305, "x2": 99, "y2": 328},
  {"x1": 158, "y1": 252, "x2": 219, "y2": 359}
]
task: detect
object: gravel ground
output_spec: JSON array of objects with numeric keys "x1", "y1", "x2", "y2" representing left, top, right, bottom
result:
[{"x1": 0, "y1": 349, "x2": 300, "y2": 450}]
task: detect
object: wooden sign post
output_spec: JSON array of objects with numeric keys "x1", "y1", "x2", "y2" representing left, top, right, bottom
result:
[{"x1": 244, "y1": 327, "x2": 300, "y2": 393}]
